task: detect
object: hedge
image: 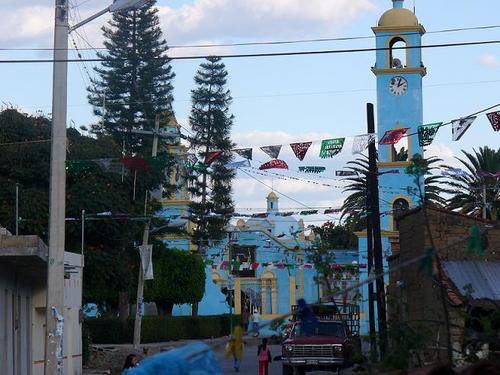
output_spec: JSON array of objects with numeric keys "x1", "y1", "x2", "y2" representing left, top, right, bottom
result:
[{"x1": 85, "y1": 314, "x2": 242, "y2": 344}]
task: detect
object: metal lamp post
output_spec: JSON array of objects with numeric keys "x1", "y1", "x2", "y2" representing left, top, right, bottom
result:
[{"x1": 45, "y1": 1, "x2": 146, "y2": 373}]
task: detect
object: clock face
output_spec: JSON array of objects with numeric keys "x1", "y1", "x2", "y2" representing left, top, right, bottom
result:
[{"x1": 389, "y1": 76, "x2": 408, "y2": 96}]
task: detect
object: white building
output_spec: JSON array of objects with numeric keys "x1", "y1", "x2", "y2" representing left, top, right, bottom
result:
[{"x1": 0, "y1": 231, "x2": 83, "y2": 375}]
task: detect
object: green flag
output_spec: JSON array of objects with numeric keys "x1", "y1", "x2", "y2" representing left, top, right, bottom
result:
[
  {"x1": 320, "y1": 138, "x2": 345, "y2": 158},
  {"x1": 466, "y1": 224, "x2": 484, "y2": 256}
]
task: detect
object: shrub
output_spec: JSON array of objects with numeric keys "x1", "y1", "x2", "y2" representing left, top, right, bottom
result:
[{"x1": 85, "y1": 314, "x2": 241, "y2": 344}]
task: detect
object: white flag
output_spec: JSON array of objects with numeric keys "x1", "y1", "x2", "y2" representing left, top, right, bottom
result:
[
  {"x1": 352, "y1": 133, "x2": 376, "y2": 155},
  {"x1": 138, "y1": 245, "x2": 154, "y2": 280},
  {"x1": 452, "y1": 116, "x2": 476, "y2": 141}
]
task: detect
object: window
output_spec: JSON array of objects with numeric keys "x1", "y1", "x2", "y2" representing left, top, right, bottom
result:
[
  {"x1": 230, "y1": 245, "x2": 256, "y2": 277},
  {"x1": 391, "y1": 138, "x2": 409, "y2": 162},
  {"x1": 389, "y1": 37, "x2": 407, "y2": 68},
  {"x1": 392, "y1": 198, "x2": 410, "y2": 230}
]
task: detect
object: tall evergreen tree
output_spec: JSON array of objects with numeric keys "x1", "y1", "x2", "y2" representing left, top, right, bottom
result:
[
  {"x1": 88, "y1": 0, "x2": 175, "y2": 155},
  {"x1": 188, "y1": 57, "x2": 235, "y2": 251}
]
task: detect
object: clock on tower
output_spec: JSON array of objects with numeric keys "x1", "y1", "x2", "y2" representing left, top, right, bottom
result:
[{"x1": 372, "y1": 0, "x2": 426, "y2": 232}]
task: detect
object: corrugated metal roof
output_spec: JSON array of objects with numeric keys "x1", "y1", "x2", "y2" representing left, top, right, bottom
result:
[{"x1": 443, "y1": 261, "x2": 500, "y2": 301}]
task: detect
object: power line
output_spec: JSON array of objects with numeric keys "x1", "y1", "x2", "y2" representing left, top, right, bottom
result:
[
  {"x1": 3, "y1": 24, "x2": 500, "y2": 51},
  {"x1": 1, "y1": 39, "x2": 500, "y2": 63}
]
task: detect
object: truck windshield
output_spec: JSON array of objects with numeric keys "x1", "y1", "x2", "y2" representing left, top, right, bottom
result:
[{"x1": 293, "y1": 322, "x2": 346, "y2": 337}]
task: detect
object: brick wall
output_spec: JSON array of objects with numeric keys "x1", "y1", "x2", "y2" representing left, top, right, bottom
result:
[{"x1": 387, "y1": 207, "x2": 499, "y2": 365}]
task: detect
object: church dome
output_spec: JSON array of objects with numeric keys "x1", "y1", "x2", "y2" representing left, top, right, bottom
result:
[
  {"x1": 267, "y1": 191, "x2": 278, "y2": 200},
  {"x1": 378, "y1": 7, "x2": 419, "y2": 27}
]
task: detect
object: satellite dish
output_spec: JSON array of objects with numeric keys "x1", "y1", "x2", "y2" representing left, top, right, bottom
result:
[{"x1": 392, "y1": 58, "x2": 403, "y2": 68}]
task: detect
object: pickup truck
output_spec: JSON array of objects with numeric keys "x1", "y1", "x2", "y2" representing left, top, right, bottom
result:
[{"x1": 281, "y1": 305, "x2": 359, "y2": 375}]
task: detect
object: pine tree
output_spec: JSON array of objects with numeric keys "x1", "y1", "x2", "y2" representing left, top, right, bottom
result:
[
  {"x1": 188, "y1": 57, "x2": 235, "y2": 251},
  {"x1": 88, "y1": 0, "x2": 175, "y2": 155}
]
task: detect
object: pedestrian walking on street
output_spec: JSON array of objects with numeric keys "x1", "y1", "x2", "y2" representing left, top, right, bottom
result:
[
  {"x1": 225, "y1": 326, "x2": 244, "y2": 372},
  {"x1": 251, "y1": 308, "x2": 261, "y2": 337},
  {"x1": 257, "y1": 338, "x2": 272, "y2": 375},
  {"x1": 242, "y1": 307, "x2": 250, "y2": 333}
]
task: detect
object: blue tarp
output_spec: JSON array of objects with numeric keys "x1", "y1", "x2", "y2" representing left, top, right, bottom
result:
[{"x1": 127, "y1": 342, "x2": 222, "y2": 375}]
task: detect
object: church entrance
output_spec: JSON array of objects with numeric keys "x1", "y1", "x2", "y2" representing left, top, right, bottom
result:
[{"x1": 240, "y1": 282, "x2": 261, "y2": 315}]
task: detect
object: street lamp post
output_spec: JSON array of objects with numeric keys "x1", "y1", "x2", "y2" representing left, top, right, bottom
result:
[{"x1": 45, "y1": 1, "x2": 147, "y2": 373}]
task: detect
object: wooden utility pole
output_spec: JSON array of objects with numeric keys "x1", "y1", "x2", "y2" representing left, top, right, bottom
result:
[
  {"x1": 133, "y1": 115, "x2": 160, "y2": 349},
  {"x1": 366, "y1": 103, "x2": 388, "y2": 357},
  {"x1": 366, "y1": 204, "x2": 377, "y2": 356}
]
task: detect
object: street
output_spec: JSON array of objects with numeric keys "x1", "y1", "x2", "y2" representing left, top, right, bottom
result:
[{"x1": 215, "y1": 344, "x2": 353, "y2": 375}]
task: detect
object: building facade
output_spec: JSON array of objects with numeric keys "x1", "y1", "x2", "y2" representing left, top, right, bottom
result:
[
  {"x1": 170, "y1": 192, "x2": 320, "y2": 320},
  {"x1": 357, "y1": 0, "x2": 426, "y2": 335}
]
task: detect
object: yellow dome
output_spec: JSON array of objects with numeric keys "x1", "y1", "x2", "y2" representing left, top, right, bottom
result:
[
  {"x1": 267, "y1": 191, "x2": 278, "y2": 200},
  {"x1": 378, "y1": 8, "x2": 419, "y2": 27}
]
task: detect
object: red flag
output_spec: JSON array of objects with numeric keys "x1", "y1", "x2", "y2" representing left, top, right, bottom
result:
[
  {"x1": 259, "y1": 159, "x2": 289, "y2": 170},
  {"x1": 379, "y1": 128, "x2": 410, "y2": 145},
  {"x1": 290, "y1": 142, "x2": 312, "y2": 161},
  {"x1": 252, "y1": 262, "x2": 259, "y2": 270},
  {"x1": 486, "y1": 111, "x2": 500, "y2": 132},
  {"x1": 205, "y1": 151, "x2": 222, "y2": 165},
  {"x1": 121, "y1": 157, "x2": 150, "y2": 172},
  {"x1": 220, "y1": 261, "x2": 229, "y2": 270}
]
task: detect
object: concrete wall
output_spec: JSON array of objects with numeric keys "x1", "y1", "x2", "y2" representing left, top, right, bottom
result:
[{"x1": 0, "y1": 264, "x2": 33, "y2": 375}]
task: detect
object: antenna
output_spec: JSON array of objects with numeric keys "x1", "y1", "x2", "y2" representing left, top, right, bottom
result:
[{"x1": 413, "y1": 0, "x2": 416, "y2": 13}]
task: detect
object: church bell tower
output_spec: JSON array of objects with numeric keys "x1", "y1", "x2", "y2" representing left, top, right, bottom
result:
[{"x1": 372, "y1": 0, "x2": 426, "y2": 231}]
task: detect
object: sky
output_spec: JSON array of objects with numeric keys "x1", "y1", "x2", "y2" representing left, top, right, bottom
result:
[{"x1": 1, "y1": 0, "x2": 499, "y2": 221}]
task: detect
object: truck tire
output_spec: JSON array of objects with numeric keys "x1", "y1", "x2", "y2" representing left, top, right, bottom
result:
[{"x1": 282, "y1": 364, "x2": 293, "y2": 375}]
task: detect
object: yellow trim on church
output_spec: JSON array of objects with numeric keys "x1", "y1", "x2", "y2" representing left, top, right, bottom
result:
[
  {"x1": 160, "y1": 199, "x2": 192, "y2": 206},
  {"x1": 371, "y1": 67, "x2": 426, "y2": 76},
  {"x1": 372, "y1": 25, "x2": 426, "y2": 34}
]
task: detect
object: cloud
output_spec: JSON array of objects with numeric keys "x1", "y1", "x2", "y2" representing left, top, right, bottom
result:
[
  {"x1": 0, "y1": 6, "x2": 53, "y2": 44},
  {"x1": 479, "y1": 53, "x2": 500, "y2": 68},
  {"x1": 158, "y1": 0, "x2": 376, "y2": 44},
  {"x1": 1, "y1": 0, "x2": 375, "y2": 52},
  {"x1": 424, "y1": 142, "x2": 460, "y2": 167}
]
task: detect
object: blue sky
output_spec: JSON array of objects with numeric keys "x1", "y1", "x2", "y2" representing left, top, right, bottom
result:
[{"x1": 1, "y1": 0, "x2": 499, "y2": 216}]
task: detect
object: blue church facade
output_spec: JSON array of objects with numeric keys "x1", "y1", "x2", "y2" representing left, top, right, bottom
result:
[
  {"x1": 167, "y1": 192, "x2": 321, "y2": 319},
  {"x1": 357, "y1": 0, "x2": 426, "y2": 335}
]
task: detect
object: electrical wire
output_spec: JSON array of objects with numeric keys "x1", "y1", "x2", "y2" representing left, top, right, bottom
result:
[
  {"x1": 3, "y1": 24, "x2": 500, "y2": 51},
  {"x1": 1, "y1": 39, "x2": 500, "y2": 63}
]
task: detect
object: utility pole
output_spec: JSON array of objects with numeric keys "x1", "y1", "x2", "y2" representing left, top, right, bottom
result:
[
  {"x1": 45, "y1": 1, "x2": 69, "y2": 373},
  {"x1": 15, "y1": 183, "x2": 19, "y2": 235},
  {"x1": 366, "y1": 202, "x2": 377, "y2": 356},
  {"x1": 366, "y1": 103, "x2": 388, "y2": 357},
  {"x1": 133, "y1": 115, "x2": 160, "y2": 349},
  {"x1": 482, "y1": 184, "x2": 487, "y2": 220}
]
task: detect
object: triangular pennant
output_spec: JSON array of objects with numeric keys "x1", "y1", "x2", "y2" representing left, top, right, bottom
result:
[
  {"x1": 452, "y1": 116, "x2": 476, "y2": 141},
  {"x1": 319, "y1": 138, "x2": 345, "y2": 158},
  {"x1": 486, "y1": 111, "x2": 500, "y2": 132},
  {"x1": 260, "y1": 145, "x2": 282, "y2": 159},
  {"x1": 205, "y1": 151, "x2": 222, "y2": 165},
  {"x1": 259, "y1": 159, "x2": 288, "y2": 170},
  {"x1": 232, "y1": 148, "x2": 253, "y2": 160},
  {"x1": 352, "y1": 133, "x2": 376, "y2": 155},
  {"x1": 228, "y1": 160, "x2": 251, "y2": 169},
  {"x1": 418, "y1": 123, "x2": 442, "y2": 147},
  {"x1": 379, "y1": 128, "x2": 410, "y2": 145},
  {"x1": 298, "y1": 166, "x2": 326, "y2": 174},
  {"x1": 290, "y1": 142, "x2": 312, "y2": 161},
  {"x1": 335, "y1": 170, "x2": 358, "y2": 177}
]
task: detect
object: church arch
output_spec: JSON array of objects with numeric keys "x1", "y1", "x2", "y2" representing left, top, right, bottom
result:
[
  {"x1": 388, "y1": 36, "x2": 409, "y2": 68},
  {"x1": 391, "y1": 196, "x2": 411, "y2": 231},
  {"x1": 261, "y1": 270, "x2": 278, "y2": 316}
]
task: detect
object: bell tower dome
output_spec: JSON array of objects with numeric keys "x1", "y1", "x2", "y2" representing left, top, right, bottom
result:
[{"x1": 266, "y1": 191, "x2": 279, "y2": 213}]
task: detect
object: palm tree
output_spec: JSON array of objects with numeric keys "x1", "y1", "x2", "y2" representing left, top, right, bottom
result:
[
  {"x1": 443, "y1": 147, "x2": 500, "y2": 221},
  {"x1": 340, "y1": 155, "x2": 447, "y2": 222}
]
